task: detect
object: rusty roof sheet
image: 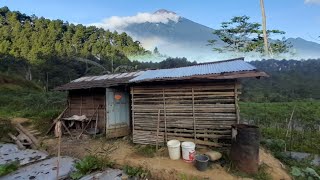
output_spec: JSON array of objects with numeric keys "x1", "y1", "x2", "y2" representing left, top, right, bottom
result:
[{"x1": 55, "y1": 71, "x2": 144, "y2": 90}]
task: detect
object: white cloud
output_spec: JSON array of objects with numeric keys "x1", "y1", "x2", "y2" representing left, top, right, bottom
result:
[
  {"x1": 304, "y1": 0, "x2": 320, "y2": 4},
  {"x1": 90, "y1": 11, "x2": 180, "y2": 31}
]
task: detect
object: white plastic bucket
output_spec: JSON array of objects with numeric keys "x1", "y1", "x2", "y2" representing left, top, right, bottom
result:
[
  {"x1": 181, "y1": 141, "x2": 196, "y2": 162},
  {"x1": 167, "y1": 140, "x2": 181, "y2": 160}
]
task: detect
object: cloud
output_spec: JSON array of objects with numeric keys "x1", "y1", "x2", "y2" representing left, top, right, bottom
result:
[
  {"x1": 304, "y1": 0, "x2": 320, "y2": 4},
  {"x1": 90, "y1": 11, "x2": 180, "y2": 31}
]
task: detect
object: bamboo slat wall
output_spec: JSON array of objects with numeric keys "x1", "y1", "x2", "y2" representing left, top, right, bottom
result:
[
  {"x1": 131, "y1": 81, "x2": 240, "y2": 147},
  {"x1": 65, "y1": 89, "x2": 106, "y2": 133}
]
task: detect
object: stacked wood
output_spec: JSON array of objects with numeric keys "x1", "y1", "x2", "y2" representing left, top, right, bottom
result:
[
  {"x1": 8, "y1": 123, "x2": 39, "y2": 149},
  {"x1": 131, "y1": 81, "x2": 240, "y2": 147}
]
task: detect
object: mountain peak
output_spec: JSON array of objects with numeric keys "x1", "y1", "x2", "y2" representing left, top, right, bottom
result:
[{"x1": 154, "y1": 9, "x2": 176, "y2": 14}]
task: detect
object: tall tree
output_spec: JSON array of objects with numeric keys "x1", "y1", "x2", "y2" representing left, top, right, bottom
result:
[{"x1": 208, "y1": 16, "x2": 291, "y2": 57}]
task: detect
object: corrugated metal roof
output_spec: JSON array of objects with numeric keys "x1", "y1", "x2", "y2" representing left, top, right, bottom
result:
[
  {"x1": 70, "y1": 71, "x2": 144, "y2": 83},
  {"x1": 55, "y1": 71, "x2": 144, "y2": 90},
  {"x1": 130, "y1": 58, "x2": 257, "y2": 82},
  {"x1": 55, "y1": 58, "x2": 267, "y2": 91}
]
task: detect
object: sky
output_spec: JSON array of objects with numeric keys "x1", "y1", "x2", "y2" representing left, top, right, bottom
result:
[{"x1": 0, "y1": 0, "x2": 319, "y2": 42}]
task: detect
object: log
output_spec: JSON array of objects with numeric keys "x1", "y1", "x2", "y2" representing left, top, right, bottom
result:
[
  {"x1": 8, "y1": 133, "x2": 26, "y2": 150},
  {"x1": 15, "y1": 128, "x2": 36, "y2": 149},
  {"x1": 15, "y1": 123, "x2": 39, "y2": 147}
]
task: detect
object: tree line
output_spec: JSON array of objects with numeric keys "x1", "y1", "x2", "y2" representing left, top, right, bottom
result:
[{"x1": 0, "y1": 6, "x2": 151, "y2": 88}]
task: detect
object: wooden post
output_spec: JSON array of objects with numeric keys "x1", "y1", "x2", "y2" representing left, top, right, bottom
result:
[
  {"x1": 156, "y1": 109, "x2": 161, "y2": 151},
  {"x1": 162, "y1": 88, "x2": 167, "y2": 143},
  {"x1": 56, "y1": 121, "x2": 61, "y2": 180},
  {"x1": 8, "y1": 133, "x2": 25, "y2": 150},
  {"x1": 94, "y1": 108, "x2": 99, "y2": 138},
  {"x1": 234, "y1": 81, "x2": 240, "y2": 124},
  {"x1": 192, "y1": 88, "x2": 197, "y2": 143},
  {"x1": 80, "y1": 95, "x2": 83, "y2": 115},
  {"x1": 131, "y1": 87, "x2": 135, "y2": 138}
]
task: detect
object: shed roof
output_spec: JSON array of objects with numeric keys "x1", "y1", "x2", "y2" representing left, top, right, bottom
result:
[
  {"x1": 55, "y1": 58, "x2": 268, "y2": 90},
  {"x1": 55, "y1": 71, "x2": 144, "y2": 90},
  {"x1": 130, "y1": 58, "x2": 268, "y2": 82}
]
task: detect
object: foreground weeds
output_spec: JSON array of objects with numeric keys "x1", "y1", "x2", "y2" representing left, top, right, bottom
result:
[{"x1": 70, "y1": 155, "x2": 114, "y2": 180}]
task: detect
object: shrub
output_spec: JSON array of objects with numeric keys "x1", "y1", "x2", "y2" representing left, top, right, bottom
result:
[
  {"x1": 70, "y1": 155, "x2": 114, "y2": 180},
  {"x1": 123, "y1": 165, "x2": 149, "y2": 179}
]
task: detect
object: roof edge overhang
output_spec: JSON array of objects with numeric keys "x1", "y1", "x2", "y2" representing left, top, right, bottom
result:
[{"x1": 130, "y1": 70, "x2": 269, "y2": 84}]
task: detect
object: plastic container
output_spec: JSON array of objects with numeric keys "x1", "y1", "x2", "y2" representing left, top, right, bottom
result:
[
  {"x1": 195, "y1": 154, "x2": 209, "y2": 171},
  {"x1": 181, "y1": 141, "x2": 196, "y2": 162},
  {"x1": 167, "y1": 140, "x2": 181, "y2": 160}
]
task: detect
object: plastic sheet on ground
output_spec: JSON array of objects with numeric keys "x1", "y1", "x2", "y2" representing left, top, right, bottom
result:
[
  {"x1": 0, "y1": 156, "x2": 77, "y2": 180},
  {"x1": 0, "y1": 143, "x2": 48, "y2": 165}
]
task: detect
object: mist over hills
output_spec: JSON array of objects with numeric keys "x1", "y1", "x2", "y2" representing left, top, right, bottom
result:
[{"x1": 111, "y1": 10, "x2": 320, "y2": 62}]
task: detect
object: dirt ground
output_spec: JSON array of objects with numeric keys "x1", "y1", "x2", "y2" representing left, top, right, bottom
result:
[{"x1": 43, "y1": 136, "x2": 292, "y2": 180}]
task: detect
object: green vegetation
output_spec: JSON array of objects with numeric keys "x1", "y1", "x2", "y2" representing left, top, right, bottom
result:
[
  {"x1": 208, "y1": 15, "x2": 290, "y2": 56},
  {"x1": 0, "y1": 6, "x2": 149, "y2": 89},
  {"x1": 242, "y1": 59, "x2": 320, "y2": 101},
  {"x1": 0, "y1": 162, "x2": 19, "y2": 176},
  {"x1": 0, "y1": 118, "x2": 16, "y2": 142},
  {"x1": 70, "y1": 155, "x2": 114, "y2": 180},
  {"x1": 291, "y1": 166, "x2": 320, "y2": 179},
  {"x1": 135, "y1": 145, "x2": 156, "y2": 158},
  {"x1": 0, "y1": 73, "x2": 66, "y2": 133},
  {"x1": 178, "y1": 173, "x2": 203, "y2": 180},
  {"x1": 240, "y1": 101, "x2": 320, "y2": 154},
  {"x1": 123, "y1": 165, "x2": 149, "y2": 179}
]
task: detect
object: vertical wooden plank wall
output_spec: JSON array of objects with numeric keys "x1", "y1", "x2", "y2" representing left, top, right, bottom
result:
[
  {"x1": 66, "y1": 89, "x2": 106, "y2": 133},
  {"x1": 131, "y1": 81, "x2": 240, "y2": 147}
]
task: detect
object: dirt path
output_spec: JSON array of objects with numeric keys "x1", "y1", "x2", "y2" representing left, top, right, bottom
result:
[
  {"x1": 44, "y1": 137, "x2": 292, "y2": 180},
  {"x1": 260, "y1": 148, "x2": 292, "y2": 180}
]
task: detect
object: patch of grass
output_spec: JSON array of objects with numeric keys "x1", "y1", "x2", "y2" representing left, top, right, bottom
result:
[
  {"x1": 0, "y1": 118, "x2": 16, "y2": 142},
  {"x1": 0, "y1": 161, "x2": 19, "y2": 176},
  {"x1": 123, "y1": 165, "x2": 149, "y2": 179},
  {"x1": 135, "y1": 145, "x2": 156, "y2": 158},
  {"x1": 70, "y1": 155, "x2": 114, "y2": 180},
  {"x1": 178, "y1": 173, "x2": 203, "y2": 180},
  {"x1": 0, "y1": 78, "x2": 67, "y2": 134},
  {"x1": 252, "y1": 164, "x2": 272, "y2": 180}
]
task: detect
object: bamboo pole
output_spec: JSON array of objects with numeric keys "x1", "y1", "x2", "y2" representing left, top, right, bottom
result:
[
  {"x1": 192, "y1": 88, "x2": 196, "y2": 143},
  {"x1": 94, "y1": 108, "x2": 99, "y2": 138},
  {"x1": 131, "y1": 87, "x2": 135, "y2": 137},
  {"x1": 260, "y1": 0, "x2": 269, "y2": 55},
  {"x1": 163, "y1": 88, "x2": 167, "y2": 143},
  {"x1": 56, "y1": 121, "x2": 62, "y2": 180},
  {"x1": 156, "y1": 109, "x2": 161, "y2": 151},
  {"x1": 233, "y1": 81, "x2": 240, "y2": 124}
]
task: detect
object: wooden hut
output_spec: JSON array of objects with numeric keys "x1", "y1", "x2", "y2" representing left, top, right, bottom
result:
[
  {"x1": 129, "y1": 58, "x2": 268, "y2": 147},
  {"x1": 55, "y1": 71, "x2": 144, "y2": 138},
  {"x1": 56, "y1": 58, "x2": 267, "y2": 144}
]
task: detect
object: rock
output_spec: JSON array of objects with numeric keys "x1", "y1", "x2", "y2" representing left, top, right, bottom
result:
[{"x1": 205, "y1": 151, "x2": 222, "y2": 161}]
